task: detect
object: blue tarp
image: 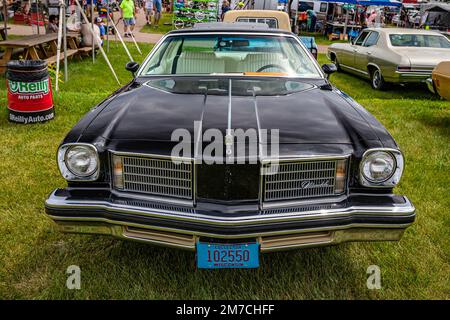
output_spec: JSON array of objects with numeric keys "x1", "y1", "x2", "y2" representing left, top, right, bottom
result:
[
  {"x1": 358, "y1": 0, "x2": 401, "y2": 6},
  {"x1": 324, "y1": 0, "x2": 402, "y2": 7}
]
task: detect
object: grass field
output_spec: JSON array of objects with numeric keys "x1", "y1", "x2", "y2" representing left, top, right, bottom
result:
[
  {"x1": 0, "y1": 44, "x2": 449, "y2": 299},
  {"x1": 140, "y1": 13, "x2": 174, "y2": 35}
]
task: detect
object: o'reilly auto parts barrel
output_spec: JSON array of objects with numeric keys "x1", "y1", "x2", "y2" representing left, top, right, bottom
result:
[{"x1": 6, "y1": 60, "x2": 54, "y2": 124}]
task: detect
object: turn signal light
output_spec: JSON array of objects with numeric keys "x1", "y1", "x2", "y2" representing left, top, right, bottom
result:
[
  {"x1": 112, "y1": 155, "x2": 124, "y2": 190},
  {"x1": 335, "y1": 159, "x2": 347, "y2": 194}
]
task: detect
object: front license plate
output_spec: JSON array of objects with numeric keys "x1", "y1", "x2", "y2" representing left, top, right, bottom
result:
[{"x1": 196, "y1": 242, "x2": 259, "y2": 269}]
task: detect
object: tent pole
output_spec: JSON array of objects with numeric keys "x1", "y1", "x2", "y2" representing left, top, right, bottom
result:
[
  {"x1": 36, "y1": 0, "x2": 40, "y2": 35},
  {"x1": 91, "y1": 0, "x2": 95, "y2": 62},
  {"x1": 106, "y1": 0, "x2": 110, "y2": 52},
  {"x1": 63, "y1": 0, "x2": 67, "y2": 82},
  {"x1": 74, "y1": 0, "x2": 120, "y2": 84},
  {"x1": 130, "y1": 33, "x2": 142, "y2": 55},
  {"x1": 343, "y1": 6, "x2": 349, "y2": 41},
  {"x1": 55, "y1": 1, "x2": 64, "y2": 92},
  {"x1": 3, "y1": 0, "x2": 7, "y2": 39},
  {"x1": 107, "y1": 14, "x2": 134, "y2": 61}
]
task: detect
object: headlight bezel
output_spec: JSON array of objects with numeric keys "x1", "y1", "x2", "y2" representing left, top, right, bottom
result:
[
  {"x1": 57, "y1": 143, "x2": 100, "y2": 181},
  {"x1": 359, "y1": 148, "x2": 404, "y2": 188}
]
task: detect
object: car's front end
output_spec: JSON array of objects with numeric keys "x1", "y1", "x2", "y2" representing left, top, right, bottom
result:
[
  {"x1": 45, "y1": 77, "x2": 415, "y2": 253},
  {"x1": 45, "y1": 25, "x2": 415, "y2": 267}
]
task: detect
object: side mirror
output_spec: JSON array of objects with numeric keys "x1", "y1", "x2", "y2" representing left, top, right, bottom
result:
[
  {"x1": 125, "y1": 61, "x2": 139, "y2": 76},
  {"x1": 322, "y1": 63, "x2": 337, "y2": 79}
]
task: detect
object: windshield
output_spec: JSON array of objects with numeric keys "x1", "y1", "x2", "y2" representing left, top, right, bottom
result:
[
  {"x1": 389, "y1": 34, "x2": 450, "y2": 48},
  {"x1": 140, "y1": 34, "x2": 321, "y2": 78}
]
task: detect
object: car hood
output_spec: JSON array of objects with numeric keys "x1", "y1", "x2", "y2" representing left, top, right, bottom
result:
[
  {"x1": 393, "y1": 47, "x2": 450, "y2": 67},
  {"x1": 80, "y1": 78, "x2": 382, "y2": 150}
]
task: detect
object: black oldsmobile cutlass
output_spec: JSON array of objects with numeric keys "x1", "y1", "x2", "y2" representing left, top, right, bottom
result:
[{"x1": 45, "y1": 23, "x2": 415, "y2": 269}]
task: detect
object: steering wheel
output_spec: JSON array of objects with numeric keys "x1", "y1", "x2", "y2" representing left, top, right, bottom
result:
[{"x1": 256, "y1": 64, "x2": 288, "y2": 73}]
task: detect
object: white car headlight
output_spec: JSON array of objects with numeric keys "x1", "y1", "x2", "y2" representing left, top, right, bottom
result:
[
  {"x1": 360, "y1": 149, "x2": 403, "y2": 187},
  {"x1": 58, "y1": 144, "x2": 100, "y2": 181}
]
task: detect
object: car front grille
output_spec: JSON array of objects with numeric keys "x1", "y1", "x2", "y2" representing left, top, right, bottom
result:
[
  {"x1": 112, "y1": 153, "x2": 346, "y2": 204},
  {"x1": 115, "y1": 154, "x2": 193, "y2": 200},
  {"x1": 262, "y1": 159, "x2": 346, "y2": 202}
]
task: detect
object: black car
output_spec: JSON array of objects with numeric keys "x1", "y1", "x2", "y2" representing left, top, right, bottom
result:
[{"x1": 45, "y1": 23, "x2": 415, "y2": 269}]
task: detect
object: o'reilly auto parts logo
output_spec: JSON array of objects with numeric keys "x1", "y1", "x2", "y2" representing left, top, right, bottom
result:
[{"x1": 8, "y1": 78, "x2": 49, "y2": 94}]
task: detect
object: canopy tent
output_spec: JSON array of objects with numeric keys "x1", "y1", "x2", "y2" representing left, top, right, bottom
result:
[
  {"x1": 323, "y1": 0, "x2": 401, "y2": 6},
  {"x1": 423, "y1": 2, "x2": 450, "y2": 31},
  {"x1": 356, "y1": 0, "x2": 401, "y2": 6},
  {"x1": 322, "y1": 0, "x2": 401, "y2": 38}
]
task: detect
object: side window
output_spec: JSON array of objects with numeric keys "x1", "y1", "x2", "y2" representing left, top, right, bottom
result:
[
  {"x1": 236, "y1": 17, "x2": 278, "y2": 29},
  {"x1": 364, "y1": 32, "x2": 379, "y2": 47},
  {"x1": 355, "y1": 31, "x2": 370, "y2": 46},
  {"x1": 319, "y1": 3, "x2": 327, "y2": 13}
]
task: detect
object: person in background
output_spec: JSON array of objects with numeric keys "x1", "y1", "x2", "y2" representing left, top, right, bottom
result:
[
  {"x1": 153, "y1": 0, "x2": 162, "y2": 28},
  {"x1": 85, "y1": 0, "x2": 97, "y2": 18},
  {"x1": 67, "y1": 10, "x2": 81, "y2": 32},
  {"x1": 46, "y1": 15, "x2": 59, "y2": 34},
  {"x1": 95, "y1": 17, "x2": 106, "y2": 45},
  {"x1": 221, "y1": 0, "x2": 230, "y2": 20},
  {"x1": 367, "y1": 10, "x2": 377, "y2": 27},
  {"x1": 359, "y1": 7, "x2": 367, "y2": 29},
  {"x1": 120, "y1": 0, "x2": 136, "y2": 37},
  {"x1": 144, "y1": 0, "x2": 154, "y2": 26},
  {"x1": 306, "y1": 8, "x2": 316, "y2": 32},
  {"x1": 80, "y1": 18, "x2": 101, "y2": 47}
]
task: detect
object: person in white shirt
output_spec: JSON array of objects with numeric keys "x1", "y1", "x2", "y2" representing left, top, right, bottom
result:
[{"x1": 144, "y1": 0, "x2": 154, "y2": 26}]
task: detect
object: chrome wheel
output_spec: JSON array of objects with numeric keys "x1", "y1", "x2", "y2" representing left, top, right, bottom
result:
[{"x1": 371, "y1": 69, "x2": 385, "y2": 90}]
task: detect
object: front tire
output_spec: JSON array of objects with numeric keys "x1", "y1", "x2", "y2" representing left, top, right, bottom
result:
[
  {"x1": 370, "y1": 68, "x2": 386, "y2": 90},
  {"x1": 331, "y1": 54, "x2": 341, "y2": 71}
]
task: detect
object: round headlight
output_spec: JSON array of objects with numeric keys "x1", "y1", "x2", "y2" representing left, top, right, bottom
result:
[
  {"x1": 65, "y1": 145, "x2": 98, "y2": 177},
  {"x1": 362, "y1": 151, "x2": 396, "y2": 183}
]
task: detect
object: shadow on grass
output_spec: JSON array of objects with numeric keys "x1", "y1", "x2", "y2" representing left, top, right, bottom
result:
[{"x1": 4, "y1": 229, "x2": 368, "y2": 299}]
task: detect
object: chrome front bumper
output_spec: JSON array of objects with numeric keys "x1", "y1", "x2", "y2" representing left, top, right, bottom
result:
[
  {"x1": 45, "y1": 189, "x2": 416, "y2": 252},
  {"x1": 426, "y1": 78, "x2": 436, "y2": 94}
]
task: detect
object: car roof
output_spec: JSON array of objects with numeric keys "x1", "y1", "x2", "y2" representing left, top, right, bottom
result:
[
  {"x1": 167, "y1": 22, "x2": 293, "y2": 35},
  {"x1": 366, "y1": 27, "x2": 446, "y2": 36},
  {"x1": 222, "y1": 10, "x2": 291, "y2": 31}
]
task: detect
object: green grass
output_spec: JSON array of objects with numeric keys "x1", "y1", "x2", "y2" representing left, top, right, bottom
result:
[
  {"x1": 299, "y1": 31, "x2": 349, "y2": 46},
  {"x1": 0, "y1": 48, "x2": 449, "y2": 299},
  {"x1": 140, "y1": 13, "x2": 174, "y2": 35}
]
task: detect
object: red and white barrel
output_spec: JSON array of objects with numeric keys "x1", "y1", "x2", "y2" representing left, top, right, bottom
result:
[{"x1": 6, "y1": 60, "x2": 54, "y2": 124}]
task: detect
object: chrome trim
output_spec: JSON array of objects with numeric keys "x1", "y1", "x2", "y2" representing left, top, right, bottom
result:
[
  {"x1": 110, "y1": 150, "x2": 193, "y2": 163},
  {"x1": 57, "y1": 143, "x2": 100, "y2": 182},
  {"x1": 340, "y1": 64, "x2": 369, "y2": 76},
  {"x1": 110, "y1": 151, "x2": 194, "y2": 201},
  {"x1": 136, "y1": 31, "x2": 325, "y2": 78},
  {"x1": 51, "y1": 219, "x2": 410, "y2": 251},
  {"x1": 45, "y1": 190, "x2": 415, "y2": 226},
  {"x1": 262, "y1": 159, "x2": 343, "y2": 202},
  {"x1": 262, "y1": 195, "x2": 348, "y2": 209},
  {"x1": 426, "y1": 78, "x2": 435, "y2": 94},
  {"x1": 261, "y1": 155, "x2": 350, "y2": 206},
  {"x1": 395, "y1": 71, "x2": 432, "y2": 77},
  {"x1": 359, "y1": 148, "x2": 404, "y2": 188},
  {"x1": 260, "y1": 154, "x2": 351, "y2": 163}
]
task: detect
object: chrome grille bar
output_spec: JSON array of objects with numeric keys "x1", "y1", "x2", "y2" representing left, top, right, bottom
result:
[
  {"x1": 115, "y1": 155, "x2": 193, "y2": 200},
  {"x1": 263, "y1": 159, "x2": 345, "y2": 202}
]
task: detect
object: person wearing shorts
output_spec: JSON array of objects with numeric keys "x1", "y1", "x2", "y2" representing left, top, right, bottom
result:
[
  {"x1": 144, "y1": 0, "x2": 154, "y2": 26},
  {"x1": 153, "y1": 0, "x2": 162, "y2": 28},
  {"x1": 120, "y1": 0, "x2": 136, "y2": 37}
]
